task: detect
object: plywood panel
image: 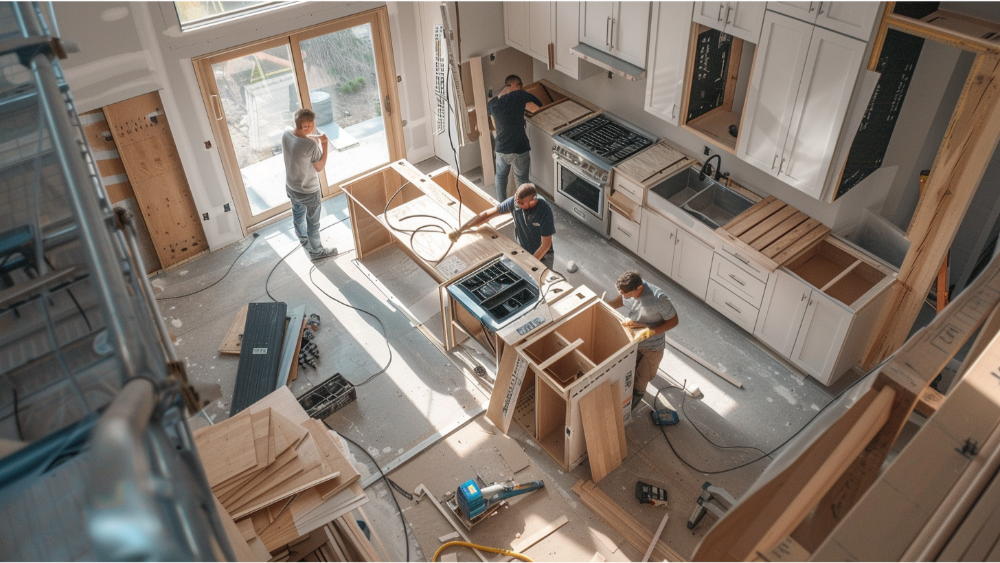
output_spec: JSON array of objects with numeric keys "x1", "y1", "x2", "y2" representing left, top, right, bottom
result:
[
  {"x1": 579, "y1": 380, "x2": 624, "y2": 483},
  {"x1": 104, "y1": 92, "x2": 207, "y2": 268}
]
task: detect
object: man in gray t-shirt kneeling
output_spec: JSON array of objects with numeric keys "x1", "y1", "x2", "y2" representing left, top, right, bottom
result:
[
  {"x1": 282, "y1": 108, "x2": 336, "y2": 260},
  {"x1": 606, "y1": 271, "x2": 679, "y2": 411}
]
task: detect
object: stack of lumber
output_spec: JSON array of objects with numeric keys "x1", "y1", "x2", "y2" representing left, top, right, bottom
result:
[
  {"x1": 268, "y1": 515, "x2": 381, "y2": 562},
  {"x1": 573, "y1": 480, "x2": 683, "y2": 561},
  {"x1": 194, "y1": 387, "x2": 367, "y2": 555}
]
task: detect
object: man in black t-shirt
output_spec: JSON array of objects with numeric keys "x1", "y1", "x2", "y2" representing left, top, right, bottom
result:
[
  {"x1": 449, "y1": 184, "x2": 556, "y2": 270},
  {"x1": 487, "y1": 75, "x2": 542, "y2": 202}
]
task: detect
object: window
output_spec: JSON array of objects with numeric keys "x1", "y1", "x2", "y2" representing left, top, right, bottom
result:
[{"x1": 174, "y1": 1, "x2": 298, "y2": 32}]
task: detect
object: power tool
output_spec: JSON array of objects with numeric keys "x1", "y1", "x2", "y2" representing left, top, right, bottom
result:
[
  {"x1": 687, "y1": 481, "x2": 736, "y2": 530},
  {"x1": 651, "y1": 408, "x2": 679, "y2": 426},
  {"x1": 635, "y1": 480, "x2": 669, "y2": 508},
  {"x1": 455, "y1": 479, "x2": 544, "y2": 523}
]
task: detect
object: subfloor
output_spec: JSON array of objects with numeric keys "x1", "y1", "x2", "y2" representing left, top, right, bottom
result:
[{"x1": 159, "y1": 158, "x2": 861, "y2": 561}]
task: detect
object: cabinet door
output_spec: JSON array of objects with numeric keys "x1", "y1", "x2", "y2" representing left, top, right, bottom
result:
[
  {"x1": 504, "y1": 2, "x2": 529, "y2": 52},
  {"x1": 725, "y1": 2, "x2": 766, "y2": 43},
  {"x1": 790, "y1": 291, "x2": 851, "y2": 383},
  {"x1": 580, "y1": 1, "x2": 615, "y2": 51},
  {"x1": 815, "y1": 2, "x2": 881, "y2": 41},
  {"x1": 527, "y1": 2, "x2": 554, "y2": 64},
  {"x1": 611, "y1": 1, "x2": 651, "y2": 68},
  {"x1": 766, "y1": 1, "x2": 820, "y2": 23},
  {"x1": 736, "y1": 12, "x2": 812, "y2": 176},
  {"x1": 644, "y1": 2, "x2": 693, "y2": 125},
  {"x1": 554, "y1": 1, "x2": 583, "y2": 78},
  {"x1": 754, "y1": 269, "x2": 810, "y2": 357},
  {"x1": 638, "y1": 210, "x2": 677, "y2": 276},
  {"x1": 672, "y1": 228, "x2": 713, "y2": 300},
  {"x1": 778, "y1": 26, "x2": 864, "y2": 199},
  {"x1": 527, "y1": 122, "x2": 555, "y2": 195},
  {"x1": 693, "y1": 2, "x2": 727, "y2": 30}
]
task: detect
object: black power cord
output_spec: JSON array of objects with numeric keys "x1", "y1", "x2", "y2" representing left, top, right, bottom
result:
[
  {"x1": 653, "y1": 354, "x2": 893, "y2": 474},
  {"x1": 155, "y1": 232, "x2": 260, "y2": 300},
  {"x1": 265, "y1": 216, "x2": 351, "y2": 302},
  {"x1": 320, "y1": 419, "x2": 410, "y2": 562}
]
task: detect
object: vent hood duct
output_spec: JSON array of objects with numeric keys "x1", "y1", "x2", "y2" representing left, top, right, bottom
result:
[{"x1": 569, "y1": 43, "x2": 646, "y2": 81}]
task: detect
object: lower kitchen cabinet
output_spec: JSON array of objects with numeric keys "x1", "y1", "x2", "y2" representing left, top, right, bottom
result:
[
  {"x1": 672, "y1": 228, "x2": 713, "y2": 300},
  {"x1": 754, "y1": 268, "x2": 810, "y2": 357},
  {"x1": 610, "y1": 207, "x2": 641, "y2": 253},
  {"x1": 789, "y1": 289, "x2": 851, "y2": 383},
  {"x1": 638, "y1": 209, "x2": 677, "y2": 276},
  {"x1": 527, "y1": 121, "x2": 555, "y2": 197}
]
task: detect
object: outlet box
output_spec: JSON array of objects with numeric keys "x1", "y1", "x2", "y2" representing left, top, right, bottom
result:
[
  {"x1": 704, "y1": 146, "x2": 712, "y2": 156},
  {"x1": 202, "y1": 212, "x2": 209, "y2": 221},
  {"x1": 224, "y1": 203, "x2": 231, "y2": 212}
]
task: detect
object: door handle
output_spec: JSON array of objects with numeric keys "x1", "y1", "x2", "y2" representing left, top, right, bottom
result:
[
  {"x1": 384, "y1": 95, "x2": 391, "y2": 117},
  {"x1": 606, "y1": 17, "x2": 611, "y2": 46},
  {"x1": 671, "y1": 104, "x2": 677, "y2": 119},
  {"x1": 772, "y1": 154, "x2": 779, "y2": 170},
  {"x1": 610, "y1": 18, "x2": 616, "y2": 49},
  {"x1": 801, "y1": 293, "x2": 808, "y2": 301},
  {"x1": 210, "y1": 94, "x2": 223, "y2": 121},
  {"x1": 718, "y1": 4, "x2": 725, "y2": 22},
  {"x1": 726, "y1": 6, "x2": 732, "y2": 25},
  {"x1": 808, "y1": 2, "x2": 815, "y2": 12},
  {"x1": 817, "y1": 2, "x2": 824, "y2": 15},
  {"x1": 778, "y1": 157, "x2": 786, "y2": 174}
]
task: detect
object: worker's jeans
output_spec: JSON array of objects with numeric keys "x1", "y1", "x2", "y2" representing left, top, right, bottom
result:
[
  {"x1": 495, "y1": 151, "x2": 530, "y2": 202},
  {"x1": 286, "y1": 188, "x2": 322, "y2": 256},
  {"x1": 635, "y1": 347, "x2": 665, "y2": 397}
]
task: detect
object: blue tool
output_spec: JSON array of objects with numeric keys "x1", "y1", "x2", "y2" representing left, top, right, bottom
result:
[
  {"x1": 651, "y1": 408, "x2": 680, "y2": 426},
  {"x1": 456, "y1": 479, "x2": 545, "y2": 521}
]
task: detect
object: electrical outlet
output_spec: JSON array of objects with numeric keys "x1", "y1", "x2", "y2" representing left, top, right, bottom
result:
[
  {"x1": 704, "y1": 146, "x2": 712, "y2": 156},
  {"x1": 202, "y1": 212, "x2": 209, "y2": 221},
  {"x1": 489, "y1": 52, "x2": 496, "y2": 62},
  {"x1": 204, "y1": 141, "x2": 212, "y2": 149},
  {"x1": 488, "y1": 88, "x2": 493, "y2": 98},
  {"x1": 224, "y1": 203, "x2": 231, "y2": 212}
]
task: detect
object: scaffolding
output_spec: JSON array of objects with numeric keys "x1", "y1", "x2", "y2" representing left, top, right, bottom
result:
[{"x1": 0, "y1": 3, "x2": 231, "y2": 559}]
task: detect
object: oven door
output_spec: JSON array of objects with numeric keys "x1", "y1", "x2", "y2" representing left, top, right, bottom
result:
[{"x1": 554, "y1": 160, "x2": 610, "y2": 237}]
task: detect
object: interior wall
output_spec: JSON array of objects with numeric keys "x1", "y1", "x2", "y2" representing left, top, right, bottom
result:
[
  {"x1": 55, "y1": 1, "x2": 435, "y2": 251},
  {"x1": 877, "y1": 42, "x2": 971, "y2": 230}
]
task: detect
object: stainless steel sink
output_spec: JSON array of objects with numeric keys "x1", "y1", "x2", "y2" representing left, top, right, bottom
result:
[
  {"x1": 648, "y1": 168, "x2": 715, "y2": 207},
  {"x1": 682, "y1": 183, "x2": 755, "y2": 229}
]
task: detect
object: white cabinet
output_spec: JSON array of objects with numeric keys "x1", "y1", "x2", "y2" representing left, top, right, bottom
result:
[
  {"x1": 644, "y1": 2, "x2": 694, "y2": 126},
  {"x1": 579, "y1": 1, "x2": 651, "y2": 68},
  {"x1": 754, "y1": 268, "x2": 810, "y2": 357},
  {"x1": 504, "y1": 2, "x2": 594, "y2": 79},
  {"x1": 767, "y1": 2, "x2": 881, "y2": 41},
  {"x1": 693, "y1": 2, "x2": 766, "y2": 43},
  {"x1": 672, "y1": 228, "x2": 713, "y2": 300},
  {"x1": 527, "y1": 122, "x2": 554, "y2": 196},
  {"x1": 638, "y1": 209, "x2": 677, "y2": 277},
  {"x1": 611, "y1": 209, "x2": 641, "y2": 253},
  {"x1": 738, "y1": 11, "x2": 864, "y2": 199},
  {"x1": 789, "y1": 290, "x2": 851, "y2": 383}
]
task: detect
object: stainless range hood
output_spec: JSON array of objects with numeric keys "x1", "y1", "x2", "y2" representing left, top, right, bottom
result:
[{"x1": 569, "y1": 43, "x2": 646, "y2": 81}]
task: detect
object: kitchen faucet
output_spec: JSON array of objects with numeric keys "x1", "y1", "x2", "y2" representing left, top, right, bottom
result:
[{"x1": 700, "y1": 154, "x2": 722, "y2": 182}]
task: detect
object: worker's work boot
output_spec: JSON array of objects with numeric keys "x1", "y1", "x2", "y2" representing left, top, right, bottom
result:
[
  {"x1": 310, "y1": 246, "x2": 337, "y2": 261},
  {"x1": 631, "y1": 391, "x2": 644, "y2": 411}
]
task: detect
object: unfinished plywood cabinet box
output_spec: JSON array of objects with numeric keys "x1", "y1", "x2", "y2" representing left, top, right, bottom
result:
[{"x1": 500, "y1": 297, "x2": 638, "y2": 471}]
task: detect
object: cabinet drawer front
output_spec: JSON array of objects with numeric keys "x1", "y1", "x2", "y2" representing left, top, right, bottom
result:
[
  {"x1": 706, "y1": 279, "x2": 759, "y2": 333},
  {"x1": 717, "y1": 242, "x2": 770, "y2": 283},
  {"x1": 611, "y1": 210, "x2": 641, "y2": 253},
  {"x1": 613, "y1": 174, "x2": 644, "y2": 205},
  {"x1": 712, "y1": 252, "x2": 766, "y2": 306}
]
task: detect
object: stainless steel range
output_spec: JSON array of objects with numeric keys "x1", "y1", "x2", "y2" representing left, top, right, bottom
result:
[{"x1": 552, "y1": 113, "x2": 657, "y2": 236}]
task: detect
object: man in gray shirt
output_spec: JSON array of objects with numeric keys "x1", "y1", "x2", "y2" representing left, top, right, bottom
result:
[
  {"x1": 282, "y1": 108, "x2": 336, "y2": 260},
  {"x1": 607, "y1": 271, "x2": 679, "y2": 410}
]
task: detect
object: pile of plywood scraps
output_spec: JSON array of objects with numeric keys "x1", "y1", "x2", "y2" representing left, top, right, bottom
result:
[
  {"x1": 266, "y1": 516, "x2": 382, "y2": 562},
  {"x1": 193, "y1": 387, "x2": 370, "y2": 558}
]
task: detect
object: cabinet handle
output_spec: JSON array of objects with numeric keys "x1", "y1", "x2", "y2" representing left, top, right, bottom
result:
[
  {"x1": 725, "y1": 301, "x2": 743, "y2": 314},
  {"x1": 733, "y1": 252, "x2": 750, "y2": 265},
  {"x1": 617, "y1": 227, "x2": 632, "y2": 238},
  {"x1": 610, "y1": 18, "x2": 616, "y2": 49},
  {"x1": 817, "y1": 2, "x2": 824, "y2": 15},
  {"x1": 772, "y1": 154, "x2": 779, "y2": 170},
  {"x1": 779, "y1": 157, "x2": 786, "y2": 174},
  {"x1": 718, "y1": 4, "x2": 725, "y2": 22},
  {"x1": 726, "y1": 6, "x2": 733, "y2": 25},
  {"x1": 671, "y1": 104, "x2": 677, "y2": 119},
  {"x1": 808, "y1": 2, "x2": 815, "y2": 12},
  {"x1": 728, "y1": 273, "x2": 746, "y2": 286},
  {"x1": 801, "y1": 293, "x2": 808, "y2": 301},
  {"x1": 669, "y1": 232, "x2": 673, "y2": 239},
  {"x1": 619, "y1": 183, "x2": 636, "y2": 195},
  {"x1": 606, "y1": 17, "x2": 611, "y2": 46}
]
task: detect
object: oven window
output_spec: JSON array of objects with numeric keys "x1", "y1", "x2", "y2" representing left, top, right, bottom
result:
[{"x1": 559, "y1": 168, "x2": 601, "y2": 215}]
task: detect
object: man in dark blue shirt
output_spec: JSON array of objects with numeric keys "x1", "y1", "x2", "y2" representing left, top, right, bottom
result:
[
  {"x1": 487, "y1": 75, "x2": 542, "y2": 202},
  {"x1": 449, "y1": 184, "x2": 556, "y2": 270}
]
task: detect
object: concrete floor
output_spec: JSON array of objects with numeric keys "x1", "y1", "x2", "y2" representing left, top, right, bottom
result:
[{"x1": 157, "y1": 157, "x2": 858, "y2": 561}]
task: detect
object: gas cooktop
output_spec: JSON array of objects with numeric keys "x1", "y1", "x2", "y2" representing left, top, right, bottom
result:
[
  {"x1": 446, "y1": 256, "x2": 540, "y2": 331},
  {"x1": 556, "y1": 114, "x2": 656, "y2": 168}
]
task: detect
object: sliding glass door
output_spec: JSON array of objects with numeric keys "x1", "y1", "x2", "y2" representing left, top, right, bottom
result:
[{"x1": 194, "y1": 8, "x2": 403, "y2": 230}]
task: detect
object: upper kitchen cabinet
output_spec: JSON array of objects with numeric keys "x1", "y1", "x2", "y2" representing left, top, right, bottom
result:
[
  {"x1": 693, "y1": 2, "x2": 767, "y2": 43},
  {"x1": 767, "y1": 2, "x2": 881, "y2": 41},
  {"x1": 578, "y1": 2, "x2": 651, "y2": 70},
  {"x1": 644, "y1": 2, "x2": 694, "y2": 126},
  {"x1": 504, "y1": 2, "x2": 598, "y2": 80},
  {"x1": 738, "y1": 11, "x2": 865, "y2": 199}
]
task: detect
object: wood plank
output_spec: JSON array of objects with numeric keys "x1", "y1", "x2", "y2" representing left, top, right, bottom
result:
[
  {"x1": 914, "y1": 386, "x2": 945, "y2": 418},
  {"x1": 194, "y1": 409, "x2": 257, "y2": 486},
  {"x1": 212, "y1": 495, "x2": 259, "y2": 562},
  {"x1": 536, "y1": 338, "x2": 585, "y2": 370},
  {"x1": 573, "y1": 480, "x2": 684, "y2": 561},
  {"x1": 615, "y1": 142, "x2": 687, "y2": 185},
  {"x1": 864, "y1": 51, "x2": 1000, "y2": 368},
  {"x1": 642, "y1": 513, "x2": 669, "y2": 563},
  {"x1": 511, "y1": 514, "x2": 568, "y2": 552},
  {"x1": 469, "y1": 56, "x2": 495, "y2": 191},
  {"x1": 220, "y1": 304, "x2": 250, "y2": 355},
  {"x1": 579, "y1": 380, "x2": 624, "y2": 483},
  {"x1": 761, "y1": 218, "x2": 823, "y2": 259},
  {"x1": 104, "y1": 92, "x2": 207, "y2": 268},
  {"x1": 722, "y1": 196, "x2": 779, "y2": 235},
  {"x1": 742, "y1": 206, "x2": 800, "y2": 247},
  {"x1": 767, "y1": 223, "x2": 829, "y2": 265}
]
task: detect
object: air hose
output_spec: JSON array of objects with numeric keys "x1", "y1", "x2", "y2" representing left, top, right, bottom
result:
[{"x1": 432, "y1": 541, "x2": 533, "y2": 562}]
